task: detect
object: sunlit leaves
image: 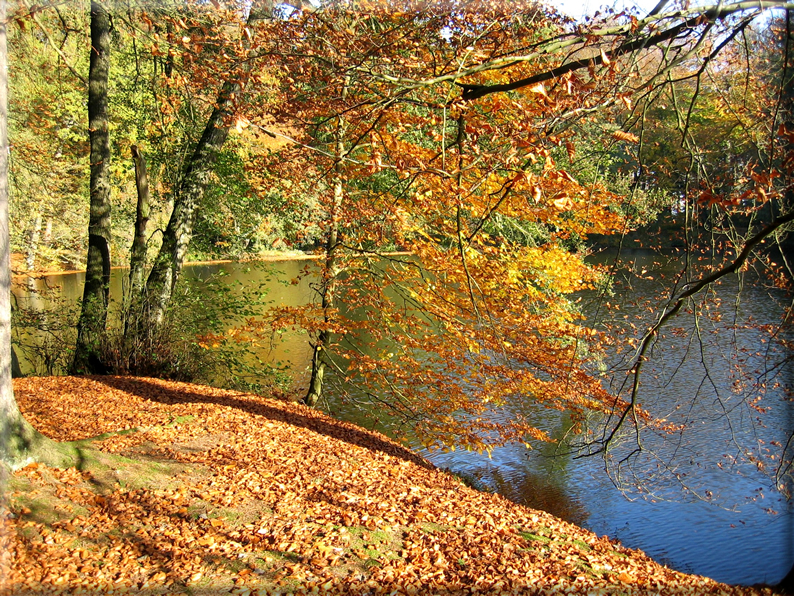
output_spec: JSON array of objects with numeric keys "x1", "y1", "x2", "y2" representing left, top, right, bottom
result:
[{"x1": 211, "y1": 0, "x2": 641, "y2": 451}]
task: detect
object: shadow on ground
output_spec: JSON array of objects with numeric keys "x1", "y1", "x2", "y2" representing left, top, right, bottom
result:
[{"x1": 91, "y1": 375, "x2": 432, "y2": 470}]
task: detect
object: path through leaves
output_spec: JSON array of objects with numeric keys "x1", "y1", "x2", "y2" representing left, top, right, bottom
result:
[{"x1": 1, "y1": 376, "x2": 778, "y2": 595}]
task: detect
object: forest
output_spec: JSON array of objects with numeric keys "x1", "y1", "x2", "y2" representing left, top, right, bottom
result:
[{"x1": 1, "y1": 0, "x2": 793, "y2": 593}]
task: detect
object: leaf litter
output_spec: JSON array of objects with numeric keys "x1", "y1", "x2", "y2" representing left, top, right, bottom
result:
[{"x1": 1, "y1": 375, "x2": 779, "y2": 595}]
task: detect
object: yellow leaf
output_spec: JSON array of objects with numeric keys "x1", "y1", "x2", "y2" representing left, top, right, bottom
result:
[
  {"x1": 235, "y1": 117, "x2": 250, "y2": 134},
  {"x1": 618, "y1": 572, "x2": 633, "y2": 583},
  {"x1": 553, "y1": 194, "x2": 572, "y2": 210},
  {"x1": 558, "y1": 170, "x2": 577, "y2": 183}
]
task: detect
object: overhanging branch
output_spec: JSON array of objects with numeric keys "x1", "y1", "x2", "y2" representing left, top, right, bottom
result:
[
  {"x1": 595, "y1": 208, "x2": 794, "y2": 454},
  {"x1": 457, "y1": 1, "x2": 794, "y2": 101}
]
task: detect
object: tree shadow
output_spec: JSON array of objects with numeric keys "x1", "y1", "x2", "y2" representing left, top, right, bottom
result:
[{"x1": 90, "y1": 375, "x2": 432, "y2": 470}]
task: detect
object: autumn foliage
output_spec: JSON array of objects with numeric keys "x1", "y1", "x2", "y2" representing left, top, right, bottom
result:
[
  {"x1": 4, "y1": 0, "x2": 794, "y2": 587},
  {"x1": 199, "y1": 0, "x2": 640, "y2": 451}
]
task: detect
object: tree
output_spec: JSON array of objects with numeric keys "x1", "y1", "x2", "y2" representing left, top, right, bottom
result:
[
  {"x1": 577, "y1": 7, "x2": 794, "y2": 488},
  {"x1": 7, "y1": 4, "x2": 89, "y2": 271},
  {"x1": 141, "y1": 1, "x2": 274, "y2": 327},
  {"x1": 63, "y1": 0, "x2": 279, "y2": 370},
  {"x1": 5, "y1": 0, "x2": 792, "y2": 503},
  {"x1": 71, "y1": 1, "x2": 113, "y2": 375},
  {"x1": 218, "y1": 0, "x2": 794, "y2": 479},
  {"x1": 1, "y1": 0, "x2": 54, "y2": 468},
  {"x1": 232, "y1": 0, "x2": 629, "y2": 450},
  {"x1": 126, "y1": 144, "x2": 150, "y2": 312}
]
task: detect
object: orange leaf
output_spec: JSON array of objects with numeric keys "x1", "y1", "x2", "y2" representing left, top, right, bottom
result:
[{"x1": 612, "y1": 130, "x2": 639, "y2": 143}]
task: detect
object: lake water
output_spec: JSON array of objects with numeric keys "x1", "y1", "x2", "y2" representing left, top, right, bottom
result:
[{"x1": 12, "y1": 251, "x2": 793, "y2": 586}]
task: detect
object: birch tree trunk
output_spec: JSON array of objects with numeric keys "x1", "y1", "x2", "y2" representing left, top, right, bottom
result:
[{"x1": 71, "y1": 1, "x2": 112, "y2": 374}]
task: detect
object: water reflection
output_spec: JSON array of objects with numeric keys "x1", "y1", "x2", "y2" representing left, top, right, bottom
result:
[
  {"x1": 434, "y1": 455, "x2": 590, "y2": 528},
  {"x1": 11, "y1": 259, "x2": 319, "y2": 379}
]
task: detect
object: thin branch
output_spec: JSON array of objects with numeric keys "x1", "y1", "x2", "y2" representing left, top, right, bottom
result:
[
  {"x1": 457, "y1": 2, "x2": 778, "y2": 101},
  {"x1": 594, "y1": 208, "x2": 794, "y2": 454},
  {"x1": 28, "y1": 8, "x2": 88, "y2": 86}
]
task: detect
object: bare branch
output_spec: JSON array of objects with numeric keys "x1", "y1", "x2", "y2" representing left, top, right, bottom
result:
[
  {"x1": 595, "y1": 209, "x2": 794, "y2": 453},
  {"x1": 26, "y1": 4, "x2": 88, "y2": 87}
]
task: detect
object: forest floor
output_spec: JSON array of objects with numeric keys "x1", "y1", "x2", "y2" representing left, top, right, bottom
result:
[{"x1": 1, "y1": 376, "x2": 782, "y2": 595}]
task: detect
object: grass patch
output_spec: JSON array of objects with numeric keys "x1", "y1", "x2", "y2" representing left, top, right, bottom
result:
[
  {"x1": 166, "y1": 414, "x2": 196, "y2": 427},
  {"x1": 519, "y1": 531, "x2": 552, "y2": 544},
  {"x1": 419, "y1": 522, "x2": 448, "y2": 534},
  {"x1": 572, "y1": 539, "x2": 592, "y2": 551}
]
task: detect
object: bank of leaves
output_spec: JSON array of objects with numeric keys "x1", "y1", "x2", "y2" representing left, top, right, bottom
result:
[{"x1": 2, "y1": 376, "x2": 778, "y2": 595}]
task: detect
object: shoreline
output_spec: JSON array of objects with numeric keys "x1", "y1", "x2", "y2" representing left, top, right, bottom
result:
[
  {"x1": 11, "y1": 250, "x2": 319, "y2": 279},
  {"x1": 12, "y1": 250, "x2": 415, "y2": 280}
]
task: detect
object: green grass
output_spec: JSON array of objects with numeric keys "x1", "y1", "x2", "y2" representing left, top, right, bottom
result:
[{"x1": 519, "y1": 531, "x2": 551, "y2": 544}]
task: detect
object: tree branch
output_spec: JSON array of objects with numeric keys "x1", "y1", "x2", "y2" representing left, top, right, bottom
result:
[
  {"x1": 595, "y1": 208, "x2": 794, "y2": 454},
  {"x1": 29, "y1": 8, "x2": 88, "y2": 87},
  {"x1": 457, "y1": 1, "x2": 790, "y2": 101}
]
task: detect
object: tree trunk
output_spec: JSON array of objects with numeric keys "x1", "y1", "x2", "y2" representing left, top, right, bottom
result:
[
  {"x1": 782, "y1": 9, "x2": 794, "y2": 217},
  {"x1": 0, "y1": 0, "x2": 48, "y2": 469},
  {"x1": 25, "y1": 212, "x2": 41, "y2": 271},
  {"x1": 304, "y1": 79, "x2": 348, "y2": 408},
  {"x1": 304, "y1": 176, "x2": 343, "y2": 407},
  {"x1": 128, "y1": 145, "x2": 150, "y2": 298},
  {"x1": 142, "y1": 84, "x2": 237, "y2": 326},
  {"x1": 71, "y1": 1, "x2": 112, "y2": 375},
  {"x1": 142, "y1": 4, "x2": 271, "y2": 327},
  {"x1": 42, "y1": 218, "x2": 52, "y2": 251},
  {"x1": 124, "y1": 144, "x2": 150, "y2": 335}
]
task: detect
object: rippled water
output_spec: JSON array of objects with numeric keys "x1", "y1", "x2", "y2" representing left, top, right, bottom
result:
[{"x1": 13, "y1": 251, "x2": 794, "y2": 586}]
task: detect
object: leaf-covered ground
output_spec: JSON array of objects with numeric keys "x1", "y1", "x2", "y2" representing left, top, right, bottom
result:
[{"x1": 1, "y1": 376, "x2": 780, "y2": 595}]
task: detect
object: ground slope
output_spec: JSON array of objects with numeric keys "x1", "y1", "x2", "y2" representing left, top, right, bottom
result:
[{"x1": 1, "y1": 376, "x2": 779, "y2": 595}]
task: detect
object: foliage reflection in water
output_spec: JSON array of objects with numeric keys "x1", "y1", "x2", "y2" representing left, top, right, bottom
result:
[{"x1": 323, "y1": 249, "x2": 794, "y2": 587}]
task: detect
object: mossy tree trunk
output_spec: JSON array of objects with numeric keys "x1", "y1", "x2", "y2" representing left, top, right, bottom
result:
[
  {"x1": 304, "y1": 78, "x2": 349, "y2": 408},
  {"x1": 72, "y1": 1, "x2": 112, "y2": 375},
  {"x1": 124, "y1": 144, "x2": 150, "y2": 337},
  {"x1": 128, "y1": 145, "x2": 150, "y2": 301},
  {"x1": 775, "y1": 25, "x2": 793, "y2": 596},
  {"x1": 142, "y1": 83, "x2": 237, "y2": 327}
]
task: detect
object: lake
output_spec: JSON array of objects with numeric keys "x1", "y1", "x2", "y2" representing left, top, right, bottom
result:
[{"x1": 12, "y1": 250, "x2": 793, "y2": 587}]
